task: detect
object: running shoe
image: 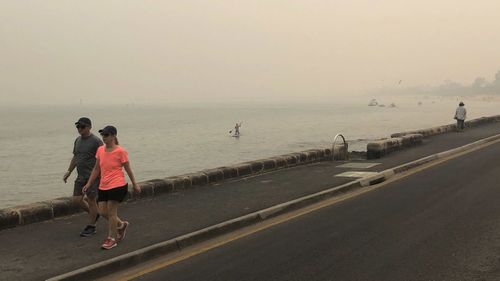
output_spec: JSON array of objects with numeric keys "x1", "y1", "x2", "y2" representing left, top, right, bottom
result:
[
  {"x1": 80, "y1": 225, "x2": 96, "y2": 237},
  {"x1": 101, "y1": 237, "x2": 117, "y2": 250},
  {"x1": 117, "y1": 221, "x2": 129, "y2": 242}
]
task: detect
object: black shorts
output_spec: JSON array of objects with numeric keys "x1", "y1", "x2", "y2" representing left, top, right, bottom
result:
[{"x1": 97, "y1": 184, "x2": 128, "y2": 203}]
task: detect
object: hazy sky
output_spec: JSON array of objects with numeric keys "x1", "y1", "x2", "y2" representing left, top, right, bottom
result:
[{"x1": 1, "y1": 1, "x2": 500, "y2": 105}]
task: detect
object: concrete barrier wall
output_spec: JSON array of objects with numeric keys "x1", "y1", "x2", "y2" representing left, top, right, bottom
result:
[
  {"x1": 367, "y1": 115, "x2": 500, "y2": 159},
  {"x1": 0, "y1": 148, "x2": 333, "y2": 230},
  {"x1": 367, "y1": 134, "x2": 423, "y2": 159}
]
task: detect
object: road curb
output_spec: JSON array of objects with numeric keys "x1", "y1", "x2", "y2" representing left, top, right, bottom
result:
[
  {"x1": 46, "y1": 133, "x2": 500, "y2": 281},
  {"x1": 46, "y1": 179, "x2": 364, "y2": 281},
  {"x1": 383, "y1": 133, "x2": 500, "y2": 178}
]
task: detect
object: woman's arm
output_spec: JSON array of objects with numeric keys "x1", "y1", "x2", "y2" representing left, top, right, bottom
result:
[
  {"x1": 82, "y1": 162, "x2": 101, "y2": 192},
  {"x1": 123, "y1": 161, "x2": 141, "y2": 193}
]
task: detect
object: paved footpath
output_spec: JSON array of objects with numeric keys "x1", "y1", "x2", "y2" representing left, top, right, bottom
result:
[{"x1": 2, "y1": 123, "x2": 500, "y2": 281}]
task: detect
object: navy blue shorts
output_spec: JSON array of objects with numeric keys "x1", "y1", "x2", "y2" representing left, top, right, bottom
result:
[{"x1": 97, "y1": 184, "x2": 128, "y2": 203}]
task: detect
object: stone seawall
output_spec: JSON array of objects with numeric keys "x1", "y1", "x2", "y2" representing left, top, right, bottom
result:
[
  {"x1": 0, "y1": 148, "x2": 333, "y2": 231},
  {"x1": 390, "y1": 115, "x2": 500, "y2": 138},
  {"x1": 367, "y1": 134, "x2": 423, "y2": 159}
]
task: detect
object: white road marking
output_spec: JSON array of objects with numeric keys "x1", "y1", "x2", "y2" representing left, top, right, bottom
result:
[{"x1": 335, "y1": 171, "x2": 380, "y2": 178}]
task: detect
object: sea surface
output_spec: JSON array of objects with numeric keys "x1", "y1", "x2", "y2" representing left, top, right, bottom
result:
[{"x1": 1, "y1": 96, "x2": 498, "y2": 208}]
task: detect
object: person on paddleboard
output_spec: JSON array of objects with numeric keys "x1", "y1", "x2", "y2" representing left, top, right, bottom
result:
[{"x1": 231, "y1": 122, "x2": 242, "y2": 136}]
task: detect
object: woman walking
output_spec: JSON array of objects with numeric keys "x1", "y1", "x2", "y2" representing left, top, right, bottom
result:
[{"x1": 83, "y1": 125, "x2": 141, "y2": 249}]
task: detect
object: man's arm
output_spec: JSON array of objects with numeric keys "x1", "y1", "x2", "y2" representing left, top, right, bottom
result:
[{"x1": 63, "y1": 156, "x2": 76, "y2": 183}]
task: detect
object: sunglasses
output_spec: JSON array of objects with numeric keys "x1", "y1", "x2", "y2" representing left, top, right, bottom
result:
[
  {"x1": 76, "y1": 124, "x2": 87, "y2": 129},
  {"x1": 100, "y1": 133, "x2": 110, "y2": 137}
]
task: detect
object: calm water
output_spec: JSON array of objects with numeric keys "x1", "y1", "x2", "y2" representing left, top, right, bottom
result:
[{"x1": 1, "y1": 97, "x2": 498, "y2": 208}]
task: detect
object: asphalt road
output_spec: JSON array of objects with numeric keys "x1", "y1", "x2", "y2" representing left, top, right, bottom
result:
[{"x1": 134, "y1": 141, "x2": 500, "y2": 281}]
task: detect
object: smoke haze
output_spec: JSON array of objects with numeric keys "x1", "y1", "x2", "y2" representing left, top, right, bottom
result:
[{"x1": 1, "y1": 1, "x2": 500, "y2": 106}]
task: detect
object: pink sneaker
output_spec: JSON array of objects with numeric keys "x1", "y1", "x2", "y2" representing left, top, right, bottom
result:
[
  {"x1": 117, "y1": 221, "x2": 129, "y2": 242},
  {"x1": 101, "y1": 237, "x2": 117, "y2": 250}
]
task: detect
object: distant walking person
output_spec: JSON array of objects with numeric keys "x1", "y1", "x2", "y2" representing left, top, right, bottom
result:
[
  {"x1": 454, "y1": 102, "x2": 467, "y2": 132},
  {"x1": 63, "y1": 117, "x2": 102, "y2": 237},
  {"x1": 83, "y1": 125, "x2": 141, "y2": 250}
]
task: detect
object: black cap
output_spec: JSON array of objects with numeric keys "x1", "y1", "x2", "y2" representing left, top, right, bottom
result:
[
  {"x1": 98, "y1": 125, "x2": 117, "y2": 135},
  {"x1": 459, "y1": 102, "x2": 465, "y2": 106},
  {"x1": 75, "y1": 117, "x2": 92, "y2": 127}
]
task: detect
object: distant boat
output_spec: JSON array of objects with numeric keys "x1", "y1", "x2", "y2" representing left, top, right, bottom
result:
[
  {"x1": 368, "y1": 99, "x2": 378, "y2": 106},
  {"x1": 378, "y1": 104, "x2": 386, "y2": 107},
  {"x1": 388, "y1": 103, "x2": 396, "y2": 108}
]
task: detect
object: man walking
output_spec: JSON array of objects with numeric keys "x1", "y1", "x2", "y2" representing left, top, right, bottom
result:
[
  {"x1": 454, "y1": 102, "x2": 467, "y2": 132},
  {"x1": 63, "y1": 117, "x2": 102, "y2": 236}
]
